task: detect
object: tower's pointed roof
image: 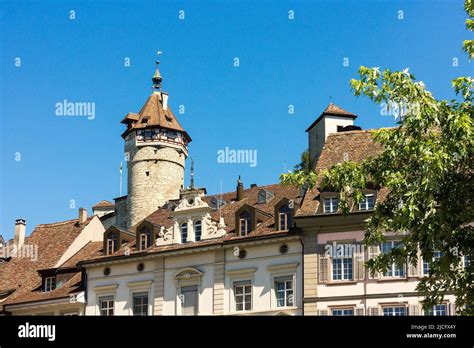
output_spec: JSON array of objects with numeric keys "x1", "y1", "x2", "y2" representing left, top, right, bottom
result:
[
  {"x1": 121, "y1": 92, "x2": 191, "y2": 141},
  {"x1": 305, "y1": 103, "x2": 357, "y2": 132}
]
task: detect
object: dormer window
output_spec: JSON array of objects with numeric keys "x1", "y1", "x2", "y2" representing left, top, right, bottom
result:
[
  {"x1": 359, "y1": 194, "x2": 375, "y2": 211},
  {"x1": 239, "y1": 211, "x2": 252, "y2": 236},
  {"x1": 44, "y1": 276, "x2": 56, "y2": 292},
  {"x1": 257, "y1": 189, "x2": 274, "y2": 204},
  {"x1": 141, "y1": 117, "x2": 149, "y2": 124},
  {"x1": 139, "y1": 226, "x2": 153, "y2": 250},
  {"x1": 210, "y1": 197, "x2": 226, "y2": 210},
  {"x1": 181, "y1": 223, "x2": 188, "y2": 243},
  {"x1": 278, "y1": 205, "x2": 292, "y2": 231},
  {"x1": 323, "y1": 197, "x2": 339, "y2": 214},
  {"x1": 194, "y1": 221, "x2": 202, "y2": 241},
  {"x1": 106, "y1": 232, "x2": 119, "y2": 255}
]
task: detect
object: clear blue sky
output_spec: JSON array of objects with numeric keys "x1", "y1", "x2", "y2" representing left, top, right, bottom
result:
[{"x1": 0, "y1": 0, "x2": 471, "y2": 240}]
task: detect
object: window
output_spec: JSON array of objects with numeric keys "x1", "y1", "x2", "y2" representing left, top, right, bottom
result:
[
  {"x1": 423, "y1": 251, "x2": 442, "y2": 275},
  {"x1": 332, "y1": 308, "x2": 354, "y2": 316},
  {"x1": 99, "y1": 296, "x2": 114, "y2": 316},
  {"x1": 44, "y1": 276, "x2": 56, "y2": 292},
  {"x1": 106, "y1": 232, "x2": 119, "y2": 255},
  {"x1": 359, "y1": 194, "x2": 375, "y2": 211},
  {"x1": 278, "y1": 205, "x2": 292, "y2": 231},
  {"x1": 275, "y1": 276, "x2": 293, "y2": 307},
  {"x1": 383, "y1": 306, "x2": 407, "y2": 316},
  {"x1": 426, "y1": 304, "x2": 447, "y2": 316},
  {"x1": 332, "y1": 257, "x2": 353, "y2": 281},
  {"x1": 194, "y1": 220, "x2": 202, "y2": 241},
  {"x1": 132, "y1": 292, "x2": 149, "y2": 316},
  {"x1": 464, "y1": 255, "x2": 470, "y2": 268},
  {"x1": 324, "y1": 197, "x2": 339, "y2": 213},
  {"x1": 181, "y1": 223, "x2": 188, "y2": 243},
  {"x1": 180, "y1": 285, "x2": 198, "y2": 315},
  {"x1": 239, "y1": 211, "x2": 251, "y2": 236},
  {"x1": 139, "y1": 227, "x2": 152, "y2": 250},
  {"x1": 234, "y1": 280, "x2": 252, "y2": 312},
  {"x1": 381, "y1": 241, "x2": 405, "y2": 277}
]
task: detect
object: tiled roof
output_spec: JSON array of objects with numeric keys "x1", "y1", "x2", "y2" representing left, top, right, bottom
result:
[
  {"x1": 82, "y1": 183, "x2": 302, "y2": 263},
  {"x1": 306, "y1": 103, "x2": 358, "y2": 132},
  {"x1": 0, "y1": 218, "x2": 94, "y2": 308},
  {"x1": 297, "y1": 130, "x2": 383, "y2": 216},
  {"x1": 92, "y1": 200, "x2": 115, "y2": 209},
  {"x1": 122, "y1": 93, "x2": 191, "y2": 141}
]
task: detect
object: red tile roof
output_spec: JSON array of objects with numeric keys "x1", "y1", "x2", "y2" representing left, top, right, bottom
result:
[
  {"x1": 306, "y1": 103, "x2": 358, "y2": 132},
  {"x1": 0, "y1": 218, "x2": 95, "y2": 308},
  {"x1": 298, "y1": 130, "x2": 383, "y2": 216},
  {"x1": 92, "y1": 200, "x2": 115, "y2": 209}
]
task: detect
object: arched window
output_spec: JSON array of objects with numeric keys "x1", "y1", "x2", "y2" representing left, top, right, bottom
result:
[
  {"x1": 279, "y1": 205, "x2": 292, "y2": 231},
  {"x1": 194, "y1": 220, "x2": 202, "y2": 241},
  {"x1": 106, "y1": 232, "x2": 119, "y2": 255},
  {"x1": 239, "y1": 211, "x2": 252, "y2": 236},
  {"x1": 181, "y1": 223, "x2": 188, "y2": 243},
  {"x1": 139, "y1": 227, "x2": 152, "y2": 250}
]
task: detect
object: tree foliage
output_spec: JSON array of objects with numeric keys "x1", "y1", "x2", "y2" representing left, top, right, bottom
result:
[{"x1": 281, "y1": 1, "x2": 474, "y2": 314}]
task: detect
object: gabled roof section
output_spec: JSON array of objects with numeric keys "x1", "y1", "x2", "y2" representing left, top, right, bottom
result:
[
  {"x1": 122, "y1": 92, "x2": 191, "y2": 142},
  {"x1": 297, "y1": 130, "x2": 384, "y2": 216},
  {"x1": 306, "y1": 103, "x2": 358, "y2": 132}
]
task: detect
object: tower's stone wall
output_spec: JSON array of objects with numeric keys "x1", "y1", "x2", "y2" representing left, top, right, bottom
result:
[{"x1": 125, "y1": 133, "x2": 185, "y2": 228}]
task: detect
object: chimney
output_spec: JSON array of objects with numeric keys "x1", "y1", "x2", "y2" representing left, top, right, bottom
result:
[
  {"x1": 162, "y1": 92, "x2": 169, "y2": 110},
  {"x1": 14, "y1": 219, "x2": 26, "y2": 248},
  {"x1": 79, "y1": 208, "x2": 87, "y2": 224},
  {"x1": 236, "y1": 176, "x2": 244, "y2": 201}
]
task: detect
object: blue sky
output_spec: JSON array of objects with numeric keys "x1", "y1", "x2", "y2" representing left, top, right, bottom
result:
[{"x1": 0, "y1": 0, "x2": 471, "y2": 240}]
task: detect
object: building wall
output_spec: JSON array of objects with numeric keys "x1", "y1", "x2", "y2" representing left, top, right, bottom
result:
[
  {"x1": 84, "y1": 239, "x2": 303, "y2": 316},
  {"x1": 308, "y1": 115, "x2": 354, "y2": 166},
  {"x1": 125, "y1": 132, "x2": 185, "y2": 228}
]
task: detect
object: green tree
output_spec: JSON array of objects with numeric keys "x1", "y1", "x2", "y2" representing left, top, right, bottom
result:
[{"x1": 281, "y1": 1, "x2": 473, "y2": 314}]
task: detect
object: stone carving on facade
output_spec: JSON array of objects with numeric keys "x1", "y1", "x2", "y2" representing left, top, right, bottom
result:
[
  {"x1": 156, "y1": 226, "x2": 174, "y2": 246},
  {"x1": 204, "y1": 214, "x2": 226, "y2": 238}
]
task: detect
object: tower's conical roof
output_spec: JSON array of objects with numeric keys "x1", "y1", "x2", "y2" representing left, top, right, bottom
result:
[{"x1": 121, "y1": 92, "x2": 191, "y2": 142}]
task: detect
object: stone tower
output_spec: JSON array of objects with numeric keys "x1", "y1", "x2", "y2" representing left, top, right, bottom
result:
[{"x1": 121, "y1": 60, "x2": 191, "y2": 228}]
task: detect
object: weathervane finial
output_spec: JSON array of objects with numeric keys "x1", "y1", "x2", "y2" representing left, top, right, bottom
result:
[{"x1": 152, "y1": 51, "x2": 163, "y2": 91}]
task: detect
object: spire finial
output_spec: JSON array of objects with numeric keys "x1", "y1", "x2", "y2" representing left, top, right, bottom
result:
[
  {"x1": 190, "y1": 158, "x2": 195, "y2": 189},
  {"x1": 152, "y1": 51, "x2": 163, "y2": 91}
]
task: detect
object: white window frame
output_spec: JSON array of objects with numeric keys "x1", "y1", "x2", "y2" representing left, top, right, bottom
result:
[
  {"x1": 181, "y1": 222, "x2": 188, "y2": 243},
  {"x1": 331, "y1": 307, "x2": 355, "y2": 316},
  {"x1": 273, "y1": 275, "x2": 294, "y2": 308},
  {"x1": 422, "y1": 251, "x2": 442, "y2": 276},
  {"x1": 44, "y1": 276, "x2": 56, "y2": 292},
  {"x1": 179, "y1": 285, "x2": 199, "y2": 316},
  {"x1": 382, "y1": 305, "x2": 407, "y2": 316},
  {"x1": 359, "y1": 194, "x2": 375, "y2": 211},
  {"x1": 426, "y1": 303, "x2": 448, "y2": 316},
  {"x1": 331, "y1": 256, "x2": 354, "y2": 281},
  {"x1": 132, "y1": 291, "x2": 149, "y2": 316},
  {"x1": 194, "y1": 220, "x2": 202, "y2": 241},
  {"x1": 323, "y1": 197, "x2": 339, "y2": 214},
  {"x1": 381, "y1": 241, "x2": 406, "y2": 278},
  {"x1": 98, "y1": 295, "x2": 115, "y2": 316},
  {"x1": 232, "y1": 279, "x2": 253, "y2": 313}
]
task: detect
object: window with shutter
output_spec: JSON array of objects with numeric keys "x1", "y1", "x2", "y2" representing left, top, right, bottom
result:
[
  {"x1": 368, "y1": 306, "x2": 380, "y2": 316},
  {"x1": 409, "y1": 304, "x2": 420, "y2": 316},
  {"x1": 318, "y1": 254, "x2": 329, "y2": 283},
  {"x1": 368, "y1": 245, "x2": 381, "y2": 279},
  {"x1": 317, "y1": 309, "x2": 328, "y2": 316},
  {"x1": 355, "y1": 249, "x2": 365, "y2": 281},
  {"x1": 355, "y1": 307, "x2": 365, "y2": 316}
]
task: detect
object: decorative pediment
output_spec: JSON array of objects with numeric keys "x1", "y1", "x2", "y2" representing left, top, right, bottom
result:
[
  {"x1": 174, "y1": 267, "x2": 203, "y2": 281},
  {"x1": 174, "y1": 195, "x2": 210, "y2": 212}
]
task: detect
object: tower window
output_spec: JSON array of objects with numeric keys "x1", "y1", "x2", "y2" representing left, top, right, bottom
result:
[
  {"x1": 194, "y1": 220, "x2": 202, "y2": 241},
  {"x1": 181, "y1": 223, "x2": 188, "y2": 243},
  {"x1": 145, "y1": 171, "x2": 150, "y2": 177}
]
